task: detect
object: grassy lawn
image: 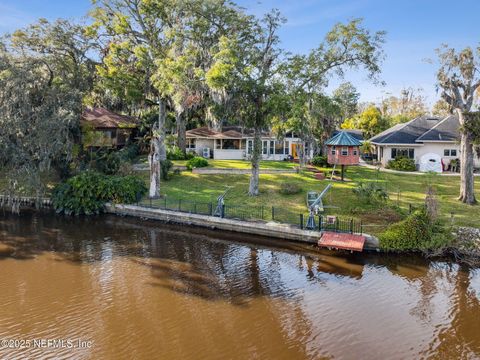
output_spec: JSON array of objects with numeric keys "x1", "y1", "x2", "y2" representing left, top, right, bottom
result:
[
  {"x1": 135, "y1": 156, "x2": 296, "y2": 170},
  {"x1": 139, "y1": 162, "x2": 480, "y2": 233}
]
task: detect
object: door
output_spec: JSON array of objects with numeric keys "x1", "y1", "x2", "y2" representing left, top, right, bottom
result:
[{"x1": 291, "y1": 143, "x2": 298, "y2": 159}]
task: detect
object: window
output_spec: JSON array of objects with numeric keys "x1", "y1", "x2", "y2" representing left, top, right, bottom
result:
[
  {"x1": 444, "y1": 149, "x2": 457, "y2": 157},
  {"x1": 341, "y1": 147, "x2": 348, "y2": 156},
  {"x1": 391, "y1": 148, "x2": 414, "y2": 159},
  {"x1": 284, "y1": 141, "x2": 289, "y2": 155},
  {"x1": 247, "y1": 140, "x2": 253, "y2": 154},
  {"x1": 215, "y1": 140, "x2": 222, "y2": 149},
  {"x1": 353, "y1": 149, "x2": 358, "y2": 156},
  {"x1": 275, "y1": 141, "x2": 284, "y2": 155},
  {"x1": 269, "y1": 140, "x2": 274, "y2": 155},
  {"x1": 262, "y1": 140, "x2": 268, "y2": 155},
  {"x1": 331, "y1": 146, "x2": 336, "y2": 155},
  {"x1": 187, "y1": 139, "x2": 196, "y2": 149},
  {"x1": 222, "y1": 139, "x2": 240, "y2": 150}
]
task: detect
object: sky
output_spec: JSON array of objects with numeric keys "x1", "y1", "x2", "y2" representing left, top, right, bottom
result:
[{"x1": 1, "y1": 0, "x2": 479, "y2": 107}]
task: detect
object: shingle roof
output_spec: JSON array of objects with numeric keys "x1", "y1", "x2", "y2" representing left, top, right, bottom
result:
[
  {"x1": 81, "y1": 108, "x2": 137, "y2": 129},
  {"x1": 370, "y1": 116, "x2": 442, "y2": 144},
  {"x1": 326, "y1": 131, "x2": 362, "y2": 146},
  {"x1": 415, "y1": 115, "x2": 459, "y2": 142},
  {"x1": 186, "y1": 126, "x2": 271, "y2": 139}
]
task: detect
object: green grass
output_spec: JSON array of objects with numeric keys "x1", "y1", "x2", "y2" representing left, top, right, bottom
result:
[
  {"x1": 140, "y1": 162, "x2": 480, "y2": 234},
  {"x1": 135, "y1": 156, "x2": 296, "y2": 170}
]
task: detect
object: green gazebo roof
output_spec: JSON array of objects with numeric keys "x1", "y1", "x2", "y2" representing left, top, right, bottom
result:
[{"x1": 325, "y1": 131, "x2": 362, "y2": 146}]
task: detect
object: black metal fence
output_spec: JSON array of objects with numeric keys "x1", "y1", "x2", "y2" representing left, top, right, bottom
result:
[{"x1": 138, "y1": 196, "x2": 362, "y2": 234}]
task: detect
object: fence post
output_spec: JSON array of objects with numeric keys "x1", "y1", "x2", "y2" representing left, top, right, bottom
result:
[
  {"x1": 300, "y1": 214, "x2": 304, "y2": 229},
  {"x1": 209, "y1": 202, "x2": 213, "y2": 216},
  {"x1": 179, "y1": 199, "x2": 182, "y2": 212},
  {"x1": 360, "y1": 220, "x2": 363, "y2": 235},
  {"x1": 261, "y1": 206, "x2": 264, "y2": 220},
  {"x1": 409, "y1": 203, "x2": 412, "y2": 214},
  {"x1": 318, "y1": 215, "x2": 322, "y2": 231},
  {"x1": 194, "y1": 202, "x2": 197, "y2": 214},
  {"x1": 221, "y1": 204, "x2": 225, "y2": 218},
  {"x1": 150, "y1": 197, "x2": 152, "y2": 208},
  {"x1": 350, "y1": 219, "x2": 354, "y2": 234},
  {"x1": 335, "y1": 218, "x2": 339, "y2": 232},
  {"x1": 272, "y1": 206, "x2": 275, "y2": 221},
  {"x1": 164, "y1": 196, "x2": 167, "y2": 209}
]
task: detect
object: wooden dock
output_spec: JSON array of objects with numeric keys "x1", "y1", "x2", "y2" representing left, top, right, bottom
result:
[{"x1": 318, "y1": 231, "x2": 366, "y2": 252}]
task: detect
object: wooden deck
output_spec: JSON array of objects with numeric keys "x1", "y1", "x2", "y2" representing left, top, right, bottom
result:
[{"x1": 318, "y1": 231, "x2": 366, "y2": 252}]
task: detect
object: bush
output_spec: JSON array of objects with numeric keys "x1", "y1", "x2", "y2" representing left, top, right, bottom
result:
[
  {"x1": 167, "y1": 146, "x2": 187, "y2": 160},
  {"x1": 379, "y1": 209, "x2": 432, "y2": 251},
  {"x1": 160, "y1": 159, "x2": 173, "y2": 180},
  {"x1": 87, "y1": 149, "x2": 121, "y2": 175},
  {"x1": 386, "y1": 157, "x2": 416, "y2": 171},
  {"x1": 117, "y1": 144, "x2": 139, "y2": 162},
  {"x1": 353, "y1": 182, "x2": 388, "y2": 204},
  {"x1": 186, "y1": 157, "x2": 208, "y2": 170},
  {"x1": 311, "y1": 155, "x2": 329, "y2": 167},
  {"x1": 52, "y1": 171, "x2": 147, "y2": 215},
  {"x1": 279, "y1": 182, "x2": 302, "y2": 195}
]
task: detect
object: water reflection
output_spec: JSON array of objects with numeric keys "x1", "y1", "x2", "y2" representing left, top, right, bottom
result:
[{"x1": 0, "y1": 211, "x2": 479, "y2": 359}]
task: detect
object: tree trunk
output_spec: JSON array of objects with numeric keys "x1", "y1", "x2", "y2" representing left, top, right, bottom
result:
[
  {"x1": 176, "y1": 110, "x2": 186, "y2": 154},
  {"x1": 458, "y1": 111, "x2": 477, "y2": 204},
  {"x1": 299, "y1": 140, "x2": 307, "y2": 167},
  {"x1": 148, "y1": 98, "x2": 167, "y2": 199},
  {"x1": 248, "y1": 127, "x2": 261, "y2": 196},
  {"x1": 459, "y1": 131, "x2": 476, "y2": 204}
]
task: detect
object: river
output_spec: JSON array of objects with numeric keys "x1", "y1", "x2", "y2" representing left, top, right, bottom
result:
[{"x1": 0, "y1": 212, "x2": 479, "y2": 359}]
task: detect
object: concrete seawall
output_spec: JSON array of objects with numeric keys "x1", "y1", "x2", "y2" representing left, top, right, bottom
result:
[{"x1": 105, "y1": 203, "x2": 380, "y2": 251}]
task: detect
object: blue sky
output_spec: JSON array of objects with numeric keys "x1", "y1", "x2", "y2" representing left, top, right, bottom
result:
[{"x1": 1, "y1": 0, "x2": 479, "y2": 107}]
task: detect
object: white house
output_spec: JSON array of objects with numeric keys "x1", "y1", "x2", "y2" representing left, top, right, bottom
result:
[
  {"x1": 370, "y1": 115, "x2": 480, "y2": 172},
  {"x1": 185, "y1": 126, "x2": 313, "y2": 161}
]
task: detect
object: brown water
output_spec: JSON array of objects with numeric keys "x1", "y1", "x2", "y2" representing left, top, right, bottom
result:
[{"x1": 0, "y1": 213, "x2": 479, "y2": 360}]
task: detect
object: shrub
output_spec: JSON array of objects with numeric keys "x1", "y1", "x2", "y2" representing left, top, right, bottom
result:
[
  {"x1": 167, "y1": 146, "x2": 187, "y2": 160},
  {"x1": 160, "y1": 159, "x2": 173, "y2": 180},
  {"x1": 379, "y1": 209, "x2": 432, "y2": 251},
  {"x1": 186, "y1": 156, "x2": 208, "y2": 170},
  {"x1": 52, "y1": 171, "x2": 147, "y2": 215},
  {"x1": 279, "y1": 182, "x2": 302, "y2": 195},
  {"x1": 87, "y1": 149, "x2": 121, "y2": 175},
  {"x1": 386, "y1": 157, "x2": 416, "y2": 171},
  {"x1": 117, "y1": 144, "x2": 139, "y2": 162},
  {"x1": 353, "y1": 182, "x2": 388, "y2": 204},
  {"x1": 311, "y1": 155, "x2": 329, "y2": 167}
]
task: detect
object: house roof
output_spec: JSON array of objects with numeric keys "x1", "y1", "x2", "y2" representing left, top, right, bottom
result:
[
  {"x1": 81, "y1": 108, "x2": 137, "y2": 129},
  {"x1": 415, "y1": 115, "x2": 460, "y2": 142},
  {"x1": 186, "y1": 126, "x2": 271, "y2": 139},
  {"x1": 326, "y1": 131, "x2": 362, "y2": 146},
  {"x1": 370, "y1": 116, "x2": 445, "y2": 145}
]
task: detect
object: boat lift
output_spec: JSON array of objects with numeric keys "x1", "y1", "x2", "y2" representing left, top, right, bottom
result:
[
  {"x1": 213, "y1": 187, "x2": 232, "y2": 217},
  {"x1": 306, "y1": 184, "x2": 332, "y2": 230}
]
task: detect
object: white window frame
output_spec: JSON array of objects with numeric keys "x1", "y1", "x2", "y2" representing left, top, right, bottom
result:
[
  {"x1": 341, "y1": 147, "x2": 348, "y2": 156},
  {"x1": 331, "y1": 146, "x2": 336, "y2": 155}
]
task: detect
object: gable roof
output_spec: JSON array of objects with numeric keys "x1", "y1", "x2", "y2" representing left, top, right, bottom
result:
[
  {"x1": 326, "y1": 131, "x2": 362, "y2": 146},
  {"x1": 370, "y1": 116, "x2": 445, "y2": 145},
  {"x1": 81, "y1": 108, "x2": 137, "y2": 129},
  {"x1": 415, "y1": 115, "x2": 460, "y2": 142}
]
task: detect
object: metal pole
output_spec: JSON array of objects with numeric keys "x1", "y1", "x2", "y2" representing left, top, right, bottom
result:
[
  {"x1": 318, "y1": 215, "x2": 322, "y2": 231},
  {"x1": 272, "y1": 206, "x2": 275, "y2": 221},
  {"x1": 350, "y1": 219, "x2": 354, "y2": 234},
  {"x1": 300, "y1": 214, "x2": 304, "y2": 229},
  {"x1": 221, "y1": 204, "x2": 225, "y2": 218}
]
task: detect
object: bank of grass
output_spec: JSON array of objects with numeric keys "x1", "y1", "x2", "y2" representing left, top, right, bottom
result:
[{"x1": 138, "y1": 161, "x2": 480, "y2": 233}]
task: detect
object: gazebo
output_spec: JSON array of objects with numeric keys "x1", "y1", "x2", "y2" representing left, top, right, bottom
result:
[{"x1": 325, "y1": 131, "x2": 362, "y2": 181}]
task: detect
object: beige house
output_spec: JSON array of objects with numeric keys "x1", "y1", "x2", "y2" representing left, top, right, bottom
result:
[
  {"x1": 370, "y1": 115, "x2": 480, "y2": 171},
  {"x1": 81, "y1": 108, "x2": 137, "y2": 148},
  {"x1": 186, "y1": 126, "x2": 312, "y2": 160}
]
